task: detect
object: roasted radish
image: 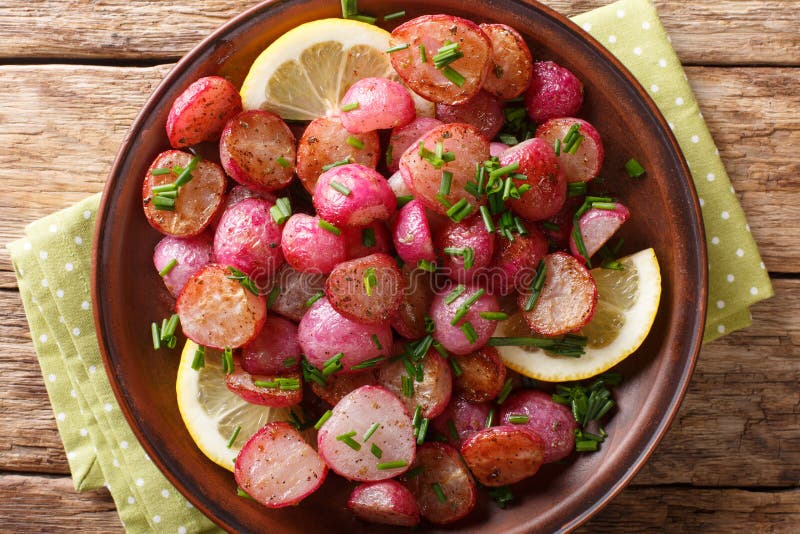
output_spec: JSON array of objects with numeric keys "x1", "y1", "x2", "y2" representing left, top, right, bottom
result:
[
  {"x1": 152, "y1": 233, "x2": 213, "y2": 298},
  {"x1": 281, "y1": 213, "x2": 347, "y2": 274},
  {"x1": 387, "y1": 117, "x2": 443, "y2": 173},
  {"x1": 435, "y1": 90, "x2": 504, "y2": 140},
  {"x1": 392, "y1": 199, "x2": 436, "y2": 265},
  {"x1": 167, "y1": 76, "x2": 242, "y2": 148},
  {"x1": 325, "y1": 253, "x2": 404, "y2": 324},
  {"x1": 347, "y1": 480, "x2": 420, "y2": 527},
  {"x1": 430, "y1": 283, "x2": 499, "y2": 355},
  {"x1": 340, "y1": 77, "x2": 416, "y2": 133},
  {"x1": 460, "y1": 425, "x2": 545, "y2": 486},
  {"x1": 453, "y1": 347, "x2": 507, "y2": 403},
  {"x1": 479, "y1": 23, "x2": 533, "y2": 99},
  {"x1": 498, "y1": 390, "x2": 577, "y2": 463},
  {"x1": 225, "y1": 360, "x2": 302, "y2": 408},
  {"x1": 313, "y1": 164, "x2": 396, "y2": 227},
  {"x1": 241, "y1": 316, "x2": 302, "y2": 375},
  {"x1": 569, "y1": 202, "x2": 631, "y2": 260},
  {"x1": 536, "y1": 117, "x2": 604, "y2": 183},
  {"x1": 525, "y1": 61, "x2": 584, "y2": 124},
  {"x1": 500, "y1": 137, "x2": 566, "y2": 221},
  {"x1": 377, "y1": 348, "x2": 453, "y2": 419}
]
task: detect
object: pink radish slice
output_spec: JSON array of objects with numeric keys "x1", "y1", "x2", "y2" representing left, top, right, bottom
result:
[
  {"x1": 569, "y1": 203, "x2": 630, "y2": 260},
  {"x1": 347, "y1": 481, "x2": 421, "y2": 527}
]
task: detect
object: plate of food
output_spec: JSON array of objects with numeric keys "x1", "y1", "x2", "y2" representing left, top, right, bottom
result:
[{"x1": 93, "y1": 0, "x2": 707, "y2": 531}]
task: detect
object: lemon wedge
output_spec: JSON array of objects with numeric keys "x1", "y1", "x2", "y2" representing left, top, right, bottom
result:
[
  {"x1": 176, "y1": 340, "x2": 288, "y2": 471},
  {"x1": 496, "y1": 248, "x2": 662, "y2": 382},
  {"x1": 240, "y1": 18, "x2": 433, "y2": 120}
]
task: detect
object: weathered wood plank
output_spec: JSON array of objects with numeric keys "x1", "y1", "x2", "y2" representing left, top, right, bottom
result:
[
  {"x1": 0, "y1": 1, "x2": 797, "y2": 66},
  {"x1": 0, "y1": 65, "x2": 797, "y2": 276},
  {"x1": 2, "y1": 278, "x2": 797, "y2": 485}
]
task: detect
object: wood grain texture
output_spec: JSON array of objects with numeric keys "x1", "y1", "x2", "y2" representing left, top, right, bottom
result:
[
  {"x1": 2, "y1": 279, "x2": 797, "y2": 485},
  {"x1": 0, "y1": 1, "x2": 797, "y2": 66},
  {"x1": 0, "y1": 65, "x2": 797, "y2": 275}
]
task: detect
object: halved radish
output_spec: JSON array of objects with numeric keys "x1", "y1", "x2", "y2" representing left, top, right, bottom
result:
[
  {"x1": 498, "y1": 389, "x2": 577, "y2": 463},
  {"x1": 431, "y1": 395, "x2": 492, "y2": 447},
  {"x1": 569, "y1": 202, "x2": 631, "y2": 260},
  {"x1": 166, "y1": 76, "x2": 242, "y2": 148},
  {"x1": 340, "y1": 77, "x2": 416, "y2": 133},
  {"x1": 435, "y1": 90, "x2": 504, "y2": 140},
  {"x1": 453, "y1": 347, "x2": 507, "y2": 403},
  {"x1": 311, "y1": 370, "x2": 378, "y2": 407},
  {"x1": 536, "y1": 117, "x2": 604, "y2": 183},
  {"x1": 525, "y1": 61, "x2": 584, "y2": 124},
  {"x1": 326, "y1": 253, "x2": 404, "y2": 324},
  {"x1": 225, "y1": 359, "x2": 302, "y2": 408},
  {"x1": 460, "y1": 425, "x2": 545, "y2": 486},
  {"x1": 479, "y1": 23, "x2": 533, "y2": 99},
  {"x1": 347, "y1": 480, "x2": 421, "y2": 527},
  {"x1": 377, "y1": 349, "x2": 453, "y2": 419}
]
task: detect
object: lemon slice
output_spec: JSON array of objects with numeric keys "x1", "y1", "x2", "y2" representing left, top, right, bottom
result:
[
  {"x1": 176, "y1": 340, "x2": 288, "y2": 471},
  {"x1": 496, "y1": 248, "x2": 662, "y2": 382},
  {"x1": 240, "y1": 18, "x2": 433, "y2": 120}
]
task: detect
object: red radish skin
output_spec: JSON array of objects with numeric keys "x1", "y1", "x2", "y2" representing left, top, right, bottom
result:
[
  {"x1": 460, "y1": 425, "x2": 545, "y2": 486},
  {"x1": 269, "y1": 263, "x2": 327, "y2": 322},
  {"x1": 536, "y1": 117, "x2": 605, "y2": 183},
  {"x1": 387, "y1": 117, "x2": 443, "y2": 173},
  {"x1": 388, "y1": 170, "x2": 413, "y2": 198},
  {"x1": 378, "y1": 349, "x2": 453, "y2": 419},
  {"x1": 437, "y1": 216, "x2": 495, "y2": 283},
  {"x1": 317, "y1": 385, "x2": 415, "y2": 481},
  {"x1": 431, "y1": 395, "x2": 492, "y2": 447},
  {"x1": 325, "y1": 253, "x2": 404, "y2": 324},
  {"x1": 152, "y1": 233, "x2": 213, "y2": 298},
  {"x1": 453, "y1": 346, "x2": 507, "y2": 403},
  {"x1": 392, "y1": 199, "x2": 436, "y2": 265},
  {"x1": 389, "y1": 15, "x2": 492, "y2": 105},
  {"x1": 296, "y1": 117, "x2": 380, "y2": 193},
  {"x1": 166, "y1": 76, "x2": 242, "y2": 148},
  {"x1": 500, "y1": 137, "x2": 567, "y2": 221},
  {"x1": 176, "y1": 264, "x2": 266, "y2": 349},
  {"x1": 298, "y1": 298, "x2": 392, "y2": 372},
  {"x1": 518, "y1": 252, "x2": 598, "y2": 336},
  {"x1": 570, "y1": 203, "x2": 631, "y2": 260},
  {"x1": 142, "y1": 150, "x2": 226, "y2": 238},
  {"x1": 213, "y1": 197, "x2": 284, "y2": 288},
  {"x1": 241, "y1": 316, "x2": 302, "y2": 375},
  {"x1": 399, "y1": 123, "x2": 490, "y2": 216},
  {"x1": 340, "y1": 77, "x2": 416, "y2": 133},
  {"x1": 479, "y1": 23, "x2": 534, "y2": 99},
  {"x1": 219, "y1": 110, "x2": 296, "y2": 192},
  {"x1": 311, "y1": 370, "x2": 378, "y2": 407},
  {"x1": 343, "y1": 222, "x2": 392, "y2": 260},
  {"x1": 225, "y1": 361, "x2": 303, "y2": 408},
  {"x1": 490, "y1": 142, "x2": 509, "y2": 158},
  {"x1": 281, "y1": 214, "x2": 347, "y2": 274},
  {"x1": 435, "y1": 90, "x2": 505, "y2": 140},
  {"x1": 491, "y1": 228, "x2": 549, "y2": 295},
  {"x1": 235, "y1": 422, "x2": 327, "y2": 508},
  {"x1": 348, "y1": 480, "x2": 421, "y2": 527},
  {"x1": 390, "y1": 264, "x2": 435, "y2": 339},
  {"x1": 405, "y1": 442, "x2": 477, "y2": 525},
  {"x1": 525, "y1": 61, "x2": 584, "y2": 124},
  {"x1": 431, "y1": 283, "x2": 500, "y2": 355},
  {"x1": 499, "y1": 390, "x2": 578, "y2": 463},
  {"x1": 224, "y1": 184, "x2": 275, "y2": 210},
  {"x1": 313, "y1": 164, "x2": 397, "y2": 227}
]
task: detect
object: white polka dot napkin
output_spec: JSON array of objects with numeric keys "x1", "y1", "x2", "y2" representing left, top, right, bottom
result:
[{"x1": 4, "y1": 0, "x2": 773, "y2": 531}]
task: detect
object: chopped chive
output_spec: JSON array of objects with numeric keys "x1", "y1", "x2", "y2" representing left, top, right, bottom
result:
[
  {"x1": 370, "y1": 443, "x2": 383, "y2": 458},
  {"x1": 444, "y1": 284, "x2": 466, "y2": 305},
  {"x1": 151, "y1": 322, "x2": 161, "y2": 350},
  {"x1": 572, "y1": 224, "x2": 591, "y2": 267},
  {"x1": 479, "y1": 311, "x2": 509, "y2": 321},
  {"x1": 405, "y1": 466, "x2": 424, "y2": 479},
  {"x1": 321, "y1": 156, "x2": 352, "y2": 171},
  {"x1": 480, "y1": 205, "x2": 496, "y2": 232},
  {"x1": 385, "y1": 143, "x2": 393, "y2": 167},
  {"x1": 396, "y1": 195, "x2": 414, "y2": 207},
  {"x1": 166, "y1": 336, "x2": 177, "y2": 349},
  {"x1": 153, "y1": 190, "x2": 177, "y2": 199},
  {"x1": 226, "y1": 425, "x2": 242, "y2": 448},
  {"x1": 625, "y1": 158, "x2": 646, "y2": 178},
  {"x1": 322, "y1": 353, "x2": 344, "y2": 376},
  {"x1": 450, "y1": 356, "x2": 463, "y2": 377},
  {"x1": 460, "y1": 322, "x2": 478, "y2": 343},
  {"x1": 489, "y1": 162, "x2": 519, "y2": 180},
  {"x1": 301, "y1": 358, "x2": 327, "y2": 387},
  {"x1": 350, "y1": 356, "x2": 385, "y2": 370},
  {"x1": 162, "y1": 313, "x2": 180, "y2": 340},
  {"x1": 401, "y1": 375, "x2": 414, "y2": 397},
  {"x1": 485, "y1": 407, "x2": 495, "y2": 428},
  {"x1": 554, "y1": 138, "x2": 562, "y2": 155},
  {"x1": 499, "y1": 133, "x2": 519, "y2": 145},
  {"x1": 488, "y1": 485, "x2": 514, "y2": 508},
  {"x1": 270, "y1": 196, "x2": 292, "y2": 224},
  {"x1": 591, "y1": 201, "x2": 617, "y2": 211},
  {"x1": 384, "y1": 10, "x2": 406, "y2": 21},
  {"x1": 347, "y1": 14, "x2": 377, "y2": 24},
  {"x1": 158, "y1": 258, "x2": 178, "y2": 277},
  {"x1": 346, "y1": 136, "x2": 365, "y2": 150},
  {"x1": 336, "y1": 431, "x2": 362, "y2": 451},
  {"x1": 508, "y1": 414, "x2": 529, "y2": 424},
  {"x1": 151, "y1": 183, "x2": 177, "y2": 193},
  {"x1": 341, "y1": 102, "x2": 359, "y2": 112},
  {"x1": 412, "y1": 405, "x2": 422, "y2": 427},
  {"x1": 417, "y1": 259, "x2": 436, "y2": 272},
  {"x1": 191, "y1": 345, "x2": 205, "y2": 370},
  {"x1": 576, "y1": 440, "x2": 599, "y2": 452},
  {"x1": 439, "y1": 171, "x2": 453, "y2": 196},
  {"x1": 340, "y1": 0, "x2": 356, "y2": 17},
  {"x1": 363, "y1": 267, "x2": 377, "y2": 296},
  {"x1": 151, "y1": 167, "x2": 172, "y2": 176},
  {"x1": 318, "y1": 219, "x2": 341, "y2": 236},
  {"x1": 330, "y1": 180, "x2": 352, "y2": 196},
  {"x1": 152, "y1": 195, "x2": 175, "y2": 210},
  {"x1": 602, "y1": 259, "x2": 624, "y2": 270},
  {"x1": 419, "y1": 44, "x2": 427, "y2": 63},
  {"x1": 432, "y1": 482, "x2": 447, "y2": 503},
  {"x1": 567, "y1": 181, "x2": 586, "y2": 198},
  {"x1": 432, "y1": 341, "x2": 448, "y2": 359},
  {"x1": 370, "y1": 334, "x2": 382, "y2": 350},
  {"x1": 173, "y1": 155, "x2": 200, "y2": 187},
  {"x1": 523, "y1": 260, "x2": 547, "y2": 312},
  {"x1": 283, "y1": 357, "x2": 297, "y2": 368},
  {"x1": 446, "y1": 419, "x2": 459, "y2": 443},
  {"x1": 496, "y1": 378, "x2": 514, "y2": 405},
  {"x1": 222, "y1": 347, "x2": 234, "y2": 375},
  {"x1": 266, "y1": 286, "x2": 281, "y2": 309},
  {"x1": 226, "y1": 266, "x2": 260, "y2": 295},
  {"x1": 542, "y1": 221, "x2": 560, "y2": 231},
  {"x1": 314, "y1": 410, "x2": 333, "y2": 430},
  {"x1": 441, "y1": 66, "x2": 466, "y2": 87},
  {"x1": 275, "y1": 155, "x2": 291, "y2": 168},
  {"x1": 363, "y1": 422, "x2": 380, "y2": 442},
  {"x1": 377, "y1": 460, "x2": 408, "y2": 470},
  {"x1": 416, "y1": 418, "x2": 429, "y2": 445},
  {"x1": 386, "y1": 43, "x2": 409, "y2": 53},
  {"x1": 236, "y1": 487, "x2": 253, "y2": 499},
  {"x1": 424, "y1": 315, "x2": 435, "y2": 334},
  {"x1": 432, "y1": 42, "x2": 463, "y2": 69},
  {"x1": 358, "y1": 229, "x2": 375, "y2": 250}
]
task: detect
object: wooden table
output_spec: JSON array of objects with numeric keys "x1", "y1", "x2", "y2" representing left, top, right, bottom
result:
[{"x1": 1, "y1": 1, "x2": 798, "y2": 531}]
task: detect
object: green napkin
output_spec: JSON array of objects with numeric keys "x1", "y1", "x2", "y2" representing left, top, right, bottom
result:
[{"x1": 5, "y1": 0, "x2": 773, "y2": 530}]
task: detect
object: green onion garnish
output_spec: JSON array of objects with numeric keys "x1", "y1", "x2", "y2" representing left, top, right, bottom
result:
[
  {"x1": 432, "y1": 41, "x2": 463, "y2": 69},
  {"x1": 450, "y1": 356, "x2": 463, "y2": 377},
  {"x1": 499, "y1": 134, "x2": 519, "y2": 145},
  {"x1": 401, "y1": 375, "x2": 414, "y2": 397},
  {"x1": 151, "y1": 167, "x2": 172, "y2": 176},
  {"x1": 480, "y1": 205, "x2": 496, "y2": 233},
  {"x1": 592, "y1": 202, "x2": 617, "y2": 211},
  {"x1": 161, "y1": 313, "x2": 180, "y2": 340},
  {"x1": 341, "y1": 102, "x2": 359, "y2": 112},
  {"x1": 363, "y1": 422, "x2": 380, "y2": 442},
  {"x1": 270, "y1": 196, "x2": 292, "y2": 224},
  {"x1": 441, "y1": 66, "x2": 466, "y2": 87},
  {"x1": 340, "y1": 0, "x2": 356, "y2": 17},
  {"x1": 283, "y1": 357, "x2": 297, "y2": 368},
  {"x1": 485, "y1": 407, "x2": 495, "y2": 428},
  {"x1": 276, "y1": 156, "x2": 291, "y2": 168},
  {"x1": 444, "y1": 284, "x2": 466, "y2": 305},
  {"x1": 346, "y1": 136, "x2": 364, "y2": 150},
  {"x1": 222, "y1": 347, "x2": 234, "y2": 375},
  {"x1": 377, "y1": 460, "x2": 407, "y2": 470},
  {"x1": 226, "y1": 425, "x2": 242, "y2": 448},
  {"x1": 554, "y1": 138, "x2": 562, "y2": 155},
  {"x1": 625, "y1": 158, "x2": 646, "y2": 178},
  {"x1": 386, "y1": 43, "x2": 409, "y2": 53},
  {"x1": 151, "y1": 322, "x2": 161, "y2": 350},
  {"x1": 542, "y1": 221, "x2": 560, "y2": 231},
  {"x1": 322, "y1": 352, "x2": 344, "y2": 376},
  {"x1": 363, "y1": 266, "x2": 377, "y2": 296},
  {"x1": 336, "y1": 431, "x2": 361, "y2": 451},
  {"x1": 508, "y1": 414, "x2": 529, "y2": 424},
  {"x1": 523, "y1": 260, "x2": 547, "y2": 312},
  {"x1": 348, "y1": 14, "x2": 377, "y2": 24},
  {"x1": 439, "y1": 171, "x2": 453, "y2": 196},
  {"x1": 191, "y1": 345, "x2": 205, "y2": 370},
  {"x1": 305, "y1": 291, "x2": 324, "y2": 308},
  {"x1": 412, "y1": 405, "x2": 422, "y2": 428},
  {"x1": 479, "y1": 311, "x2": 509, "y2": 321},
  {"x1": 417, "y1": 259, "x2": 436, "y2": 272},
  {"x1": 314, "y1": 410, "x2": 333, "y2": 430},
  {"x1": 321, "y1": 156, "x2": 353, "y2": 171},
  {"x1": 236, "y1": 487, "x2": 253, "y2": 499},
  {"x1": 496, "y1": 378, "x2": 514, "y2": 405},
  {"x1": 405, "y1": 466, "x2": 424, "y2": 479},
  {"x1": 318, "y1": 219, "x2": 341, "y2": 236},
  {"x1": 301, "y1": 358, "x2": 327, "y2": 387},
  {"x1": 450, "y1": 288, "x2": 485, "y2": 325},
  {"x1": 158, "y1": 258, "x2": 178, "y2": 277},
  {"x1": 361, "y1": 227, "x2": 376, "y2": 248},
  {"x1": 350, "y1": 356, "x2": 384, "y2": 370},
  {"x1": 460, "y1": 322, "x2": 478, "y2": 343},
  {"x1": 152, "y1": 195, "x2": 176, "y2": 210},
  {"x1": 266, "y1": 286, "x2": 281, "y2": 309},
  {"x1": 396, "y1": 195, "x2": 414, "y2": 208},
  {"x1": 416, "y1": 418, "x2": 429, "y2": 445},
  {"x1": 567, "y1": 181, "x2": 587, "y2": 197},
  {"x1": 488, "y1": 485, "x2": 514, "y2": 508},
  {"x1": 330, "y1": 180, "x2": 352, "y2": 196},
  {"x1": 383, "y1": 10, "x2": 406, "y2": 20},
  {"x1": 431, "y1": 482, "x2": 447, "y2": 503},
  {"x1": 446, "y1": 419, "x2": 459, "y2": 443},
  {"x1": 576, "y1": 440, "x2": 599, "y2": 452},
  {"x1": 151, "y1": 183, "x2": 177, "y2": 193},
  {"x1": 173, "y1": 155, "x2": 200, "y2": 188},
  {"x1": 226, "y1": 266, "x2": 260, "y2": 295},
  {"x1": 419, "y1": 44, "x2": 427, "y2": 63},
  {"x1": 370, "y1": 443, "x2": 383, "y2": 458}
]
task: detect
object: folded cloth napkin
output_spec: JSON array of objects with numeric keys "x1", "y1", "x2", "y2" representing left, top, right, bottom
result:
[{"x1": 5, "y1": 0, "x2": 774, "y2": 530}]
